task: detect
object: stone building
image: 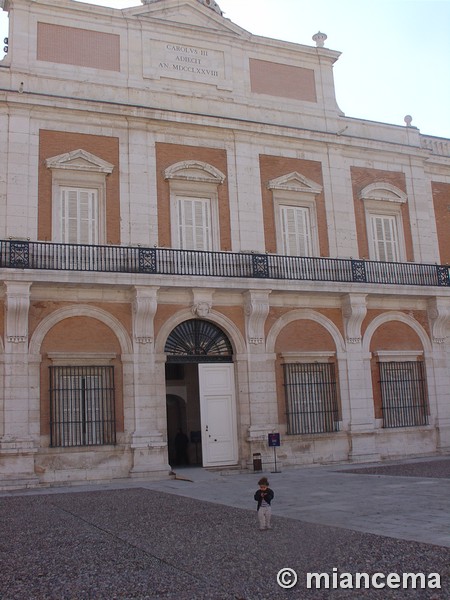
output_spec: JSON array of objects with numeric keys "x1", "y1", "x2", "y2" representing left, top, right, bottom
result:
[{"x1": 1, "y1": 0, "x2": 450, "y2": 489}]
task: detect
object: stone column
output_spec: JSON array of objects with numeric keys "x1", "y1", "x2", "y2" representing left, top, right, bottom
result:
[
  {"x1": 0, "y1": 281, "x2": 38, "y2": 486},
  {"x1": 129, "y1": 286, "x2": 168, "y2": 477},
  {"x1": 342, "y1": 293, "x2": 380, "y2": 462}
]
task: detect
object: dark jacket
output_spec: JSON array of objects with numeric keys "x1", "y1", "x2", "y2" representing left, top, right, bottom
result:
[{"x1": 254, "y1": 488, "x2": 274, "y2": 510}]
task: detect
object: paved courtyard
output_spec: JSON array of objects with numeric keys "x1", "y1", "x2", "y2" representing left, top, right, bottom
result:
[{"x1": 0, "y1": 456, "x2": 449, "y2": 599}]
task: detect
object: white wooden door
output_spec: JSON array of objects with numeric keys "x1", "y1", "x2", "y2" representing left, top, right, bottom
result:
[{"x1": 198, "y1": 363, "x2": 238, "y2": 467}]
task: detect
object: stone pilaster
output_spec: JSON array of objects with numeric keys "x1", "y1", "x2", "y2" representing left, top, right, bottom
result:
[
  {"x1": 427, "y1": 297, "x2": 450, "y2": 451},
  {"x1": 322, "y1": 148, "x2": 359, "y2": 258},
  {"x1": 243, "y1": 291, "x2": 279, "y2": 464},
  {"x1": 0, "y1": 281, "x2": 38, "y2": 487},
  {"x1": 232, "y1": 137, "x2": 266, "y2": 252},
  {"x1": 405, "y1": 158, "x2": 440, "y2": 264},
  {"x1": 129, "y1": 286, "x2": 169, "y2": 477},
  {"x1": 342, "y1": 293, "x2": 379, "y2": 461}
]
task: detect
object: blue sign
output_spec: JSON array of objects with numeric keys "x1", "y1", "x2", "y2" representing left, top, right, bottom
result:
[{"x1": 268, "y1": 433, "x2": 280, "y2": 447}]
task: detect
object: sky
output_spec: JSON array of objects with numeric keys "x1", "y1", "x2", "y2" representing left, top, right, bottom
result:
[{"x1": 1, "y1": 0, "x2": 449, "y2": 139}]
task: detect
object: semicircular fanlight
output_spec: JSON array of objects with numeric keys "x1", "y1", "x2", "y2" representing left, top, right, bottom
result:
[{"x1": 165, "y1": 319, "x2": 233, "y2": 362}]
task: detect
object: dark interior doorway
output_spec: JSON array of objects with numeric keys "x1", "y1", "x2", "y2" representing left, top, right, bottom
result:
[{"x1": 166, "y1": 363, "x2": 202, "y2": 467}]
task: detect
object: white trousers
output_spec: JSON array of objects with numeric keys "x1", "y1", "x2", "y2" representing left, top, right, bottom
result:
[{"x1": 258, "y1": 506, "x2": 272, "y2": 529}]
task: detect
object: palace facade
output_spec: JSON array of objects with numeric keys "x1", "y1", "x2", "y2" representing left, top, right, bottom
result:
[{"x1": 1, "y1": 0, "x2": 450, "y2": 489}]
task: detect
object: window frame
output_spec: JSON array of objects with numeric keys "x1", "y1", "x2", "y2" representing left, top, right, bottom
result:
[
  {"x1": 277, "y1": 199, "x2": 315, "y2": 257},
  {"x1": 375, "y1": 350, "x2": 429, "y2": 428},
  {"x1": 59, "y1": 186, "x2": 99, "y2": 245},
  {"x1": 268, "y1": 172, "x2": 322, "y2": 257},
  {"x1": 46, "y1": 149, "x2": 114, "y2": 245},
  {"x1": 369, "y1": 213, "x2": 400, "y2": 262},
  {"x1": 281, "y1": 351, "x2": 340, "y2": 435},
  {"x1": 165, "y1": 161, "x2": 225, "y2": 252},
  {"x1": 359, "y1": 183, "x2": 408, "y2": 262},
  {"x1": 170, "y1": 183, "x2": 219, "y2": 251},
  {"x1": 48, "y1": 352, "x2": 117, "y2": 448}
]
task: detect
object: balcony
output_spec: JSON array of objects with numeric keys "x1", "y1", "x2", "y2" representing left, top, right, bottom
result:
[{"x1": 1, "y1": 239, "x2": 449, "y2": 287}]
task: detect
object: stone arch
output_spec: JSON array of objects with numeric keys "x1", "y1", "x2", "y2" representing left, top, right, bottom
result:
[
  {"x1": 266, "y1": 309, "x2": 346, "y2": 356},
  {"x1": 362, "y1": 311, "x2": 431, "y2": 355},
  {"x1": 29, "y1": 305, "x2": 133, "y2": 356},
  {"x1": 267, "y1": 309, "x2": 346, "y2": 435},
  {"x1": 363, "y1": 311, "x2": 432, "y2": 425}
]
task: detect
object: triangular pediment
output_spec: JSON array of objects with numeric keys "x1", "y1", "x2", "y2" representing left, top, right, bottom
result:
[
  {"x1": 268, "y1": 172, "x2": 322, "y2": 194},
  {"x1": 45, "y1": 149, "x2": 114, "y2": 174},
  {"x1": 125, "y1": 0, "x2": 250, "y2": 38}
]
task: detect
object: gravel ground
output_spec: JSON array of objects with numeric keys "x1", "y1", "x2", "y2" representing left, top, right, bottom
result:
[
  {"x1": 0, "y1": 488, "x2": 448, "y2": 600},
  {"x1": 339, "y1": 458, "x2": 450, "y2": 479}
]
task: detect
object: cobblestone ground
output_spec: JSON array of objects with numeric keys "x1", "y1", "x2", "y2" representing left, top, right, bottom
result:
[
  {"x1": 0, "y1": 487, "x2": 448, "y2": 599},
  {"x1": 340, "y1": 458, "x2": 450, "y2": 479}
]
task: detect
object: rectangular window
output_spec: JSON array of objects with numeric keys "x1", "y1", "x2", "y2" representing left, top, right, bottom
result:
[
  {"x1": 283, "y1": 362, "x2": 340, "y2": 434},
  {"x1": 49, "y1": 366, "x2": 116, "y2": 447},
  {"x1": 280, "y1": 205, "x2": 312, "y2": 256},
  {"x1": 370, "y1": 214, "x2": 400, "y2": 262},
  {"x1": 61, "y1": 188, "x2": 98, "y2": 244},
  {"x1": 379, "y1": 361, "x2": 428, "y2": 428},
  {"x1": 177, "y1": 196, "x2": 212, "y2": 251}
]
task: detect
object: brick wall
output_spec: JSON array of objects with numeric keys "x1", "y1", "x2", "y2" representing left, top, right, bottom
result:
[
  {"x1": 249, "y1": 59, "x2": 317, "y2": 102},
  {"x1": 37, "y1": 23, "x2": 120, "y2": 71},
  {"x1": 432, "y1": 182, "x2": 450, "y2": 264},
  {"x1": 351, "y1": 166, "x2": 413, "y2": 260},
  {"x1": 155, "y1": 143, "x2": 231, "y2": 249},
  {"x1": 38, "y1": 130, "x2": 120, "y2": 244},
  {"x1": 259, "y1": 155, "x2": 328, "y2": 255}
]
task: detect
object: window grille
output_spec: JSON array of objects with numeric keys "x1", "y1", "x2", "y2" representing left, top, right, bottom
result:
[
  {"x1": 283, "y1": 362, "x2": 340, "y2": 434},
  {"x1": 378, "y1": 361, "x2": 428, "y2": 428},
  {"x1": 49, "y1": 366, "x2": 116, "y2": 447}
]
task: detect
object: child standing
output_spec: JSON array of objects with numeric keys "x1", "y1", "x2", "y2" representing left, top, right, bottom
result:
[{"x1": 254, "y1": 476, "x2": 274, "y2": 530}]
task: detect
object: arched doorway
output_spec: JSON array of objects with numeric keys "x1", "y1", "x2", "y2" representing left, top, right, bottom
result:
[{"x1": 164, "y1": 319, "x2": 238, "y2": 468}]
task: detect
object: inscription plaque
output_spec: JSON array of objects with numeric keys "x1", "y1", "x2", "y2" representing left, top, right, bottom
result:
[{"x1": 144, "y1": 38, "x2": 227, "y2": 87}]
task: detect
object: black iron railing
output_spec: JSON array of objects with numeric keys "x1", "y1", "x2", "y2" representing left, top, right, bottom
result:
[{"x1": 1, "y1": 239, "x2": 449, "y2": 287}]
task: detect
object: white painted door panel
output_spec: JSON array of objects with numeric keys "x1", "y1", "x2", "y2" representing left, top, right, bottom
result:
[{"x1": 199, "y1": 363, "x2": 238, "y2": 467}]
